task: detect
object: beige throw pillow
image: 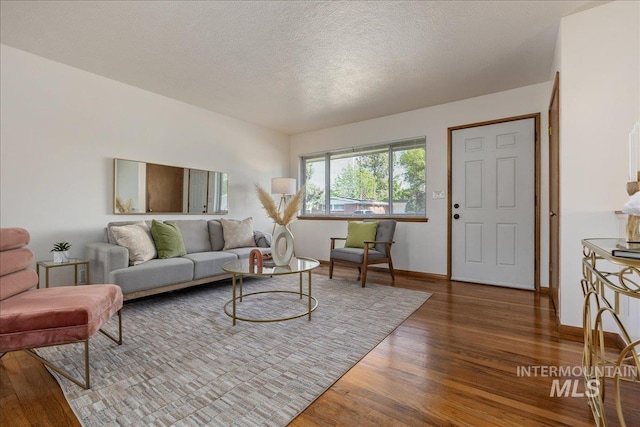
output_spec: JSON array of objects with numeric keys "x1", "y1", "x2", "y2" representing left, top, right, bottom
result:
[
  {"x1": 221, "y1": 217, "x2": 256, "y2": 250},
  {"x1": 111, "y1": 222, "x2": 157, "y2": 265}
]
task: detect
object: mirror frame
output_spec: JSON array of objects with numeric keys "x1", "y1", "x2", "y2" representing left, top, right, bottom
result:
[{"x1": 113, "y1": 158, "x2": 228, "y2": 215}]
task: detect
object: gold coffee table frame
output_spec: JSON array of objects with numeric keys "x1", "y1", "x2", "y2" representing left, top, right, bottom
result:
[{"x1": 222, "y1": 256, "x2": 320, "y2": 325}]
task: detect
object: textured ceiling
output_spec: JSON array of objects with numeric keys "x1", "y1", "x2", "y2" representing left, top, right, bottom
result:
[{"x1": 0, "y1": 1, "x2": 607, "y2": 135}]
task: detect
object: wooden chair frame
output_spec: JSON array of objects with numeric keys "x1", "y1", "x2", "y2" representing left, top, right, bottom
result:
[{"x1": 329, "y1": 237, "x2": 395, "y2": 287}]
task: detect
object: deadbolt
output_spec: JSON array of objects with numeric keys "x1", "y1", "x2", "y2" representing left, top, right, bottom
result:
[{"x1": 454, "y1": 203, "x2": 460, "y2": 209}]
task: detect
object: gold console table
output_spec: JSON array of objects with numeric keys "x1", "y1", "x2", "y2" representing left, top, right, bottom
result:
[{"x1": 581, "y1": 239, "x2": 640, "y2": 427}]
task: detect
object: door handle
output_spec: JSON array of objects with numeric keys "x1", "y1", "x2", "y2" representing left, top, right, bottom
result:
[
  {"x1": 549, "y1": 211, "x2": 557, "y2": 217},
  {"x1": 453, "y1": 214, "x2": 460, "y2": 220}
]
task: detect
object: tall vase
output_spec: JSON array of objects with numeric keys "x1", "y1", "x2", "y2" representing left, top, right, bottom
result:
[{"x1": 271, "y1": 224, "x2": 295, "y2": 266}]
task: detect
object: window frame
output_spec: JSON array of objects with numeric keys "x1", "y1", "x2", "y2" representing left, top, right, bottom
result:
[{"x1": 299, "y1": 137, "x2": 427, "y2": 221}]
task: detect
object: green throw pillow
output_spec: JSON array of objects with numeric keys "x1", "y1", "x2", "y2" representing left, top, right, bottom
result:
[
  {"x1": 345, "y1": 221, "x2": 378, "y2": 249},
  {"x1": 150, "y1": 220, "x2": 187, "y2": 259}
]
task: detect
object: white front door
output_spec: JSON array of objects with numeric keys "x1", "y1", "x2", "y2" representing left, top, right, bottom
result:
[{"x1": 451, "y1": 118, "x2": 535, "y2": 289}]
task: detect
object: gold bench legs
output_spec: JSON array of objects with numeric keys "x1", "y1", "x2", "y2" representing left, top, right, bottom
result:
[{"x1": 25, "y1": 309, "x2": 122, "y2": 389}]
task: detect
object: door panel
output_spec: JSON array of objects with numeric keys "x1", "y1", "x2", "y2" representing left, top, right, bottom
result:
[
  {"x1": 496, "y1": 157, "x2": 517, "y2": 208},
  {"x1": 451, "y1": 118, "x2": 535, "y2": 289},
  {"x1": 465, "y1": 160, "x2": 483, "y2": 207},
  {"x1": 465, "y1": 223, "x2": 483, "y2": 263},
  {"x1": 496, "y1": 223, "x2": 517, "y2": 266}
]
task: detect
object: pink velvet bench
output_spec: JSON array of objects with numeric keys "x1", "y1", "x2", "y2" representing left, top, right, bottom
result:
[{"x1": 0, "y1": 227, "x2": 123, "y2": 389}]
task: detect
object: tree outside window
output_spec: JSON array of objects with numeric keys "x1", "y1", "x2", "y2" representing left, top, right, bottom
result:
[{"x1": 301, "y1": 138, "x2": 426, "y2": 216}]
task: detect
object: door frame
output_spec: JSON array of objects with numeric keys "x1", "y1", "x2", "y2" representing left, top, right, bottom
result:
[
  {"x1": 447, "y1": 113, "x2": 541, "y2": 291},
  {"x1": 548, "y1": 72, "x2": 560, "y2": 316}
]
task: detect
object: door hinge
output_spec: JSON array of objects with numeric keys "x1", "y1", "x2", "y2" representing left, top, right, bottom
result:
[{"x1": 548, "y1": 126, "x2": 552, "y2": 136}]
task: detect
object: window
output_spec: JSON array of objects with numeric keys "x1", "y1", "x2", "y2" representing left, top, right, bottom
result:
[{"x1": 301, "y1": 137, "x2": 426, "y2": 217}]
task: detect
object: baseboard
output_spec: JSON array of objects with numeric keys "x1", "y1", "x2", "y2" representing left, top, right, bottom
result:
[
  {"x1": 557, "y1": 324, "x2": 584, "y2": 343},
  {"x1": 558, "y1": 324, "x2": 624, "y2": 350},
  {"x1": 317, "y1": 261, "x2": 447, "y2": 282},
  {"x1": 615, "y1": 334, "x2": 629, "y2": 351},
  {"x1": 395, "y1": 269, "x2": 447, "y2": 281}
]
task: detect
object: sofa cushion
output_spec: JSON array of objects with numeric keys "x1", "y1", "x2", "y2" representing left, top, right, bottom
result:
[
  {"x1": 221, "y1": 217, "x2": 256, "y2": 250},
  {"x1": 110, "y1": 222, "x2": 157, "y2": 265},
  {"x1": 208, "y1": 220, "x2": 225, "y2": 251},
  {"x1": 166, "y1": 220, "x2": 212, "y2": 254},
  {"x1": 183, "y1": 252, "x2": 238, "y2": 280},
  {"x1": 223, "y1": 247, "x2": 271, "y2": 260},
  {"x1": 330, "y1": 247, "x2": 386, "y2": 264},
  {"x1": 109, "y1": 257, "x2": 194, "y2": 294},
  {"x1": 151, "y1": 220, "x2": 187, "y2": 259}
]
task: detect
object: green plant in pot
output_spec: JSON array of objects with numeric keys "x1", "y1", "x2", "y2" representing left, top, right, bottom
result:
[{"x1": 51, "y1": 241, "x2": 72, "y2": 263}]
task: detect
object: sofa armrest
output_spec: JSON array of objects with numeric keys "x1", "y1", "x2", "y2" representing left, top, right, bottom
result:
[
  {"x1": 254, "y1": 230, "x2": 272, "y2": 248},
  {"x1": 85, "y1": 242, "x2": 129, "y2": 284}
]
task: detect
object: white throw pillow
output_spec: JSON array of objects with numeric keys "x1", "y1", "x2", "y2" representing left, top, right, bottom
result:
[
  {"x1": 221, "y1": 217, "x2": 256, "y2": 250},
  {"x1": 111, "y1": 222, "x2": 157, "y2": 265}
]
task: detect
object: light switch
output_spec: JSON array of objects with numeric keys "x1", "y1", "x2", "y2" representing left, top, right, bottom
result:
[{"x1": 432, "y1": 190, "x2": 445, "y2": 199}]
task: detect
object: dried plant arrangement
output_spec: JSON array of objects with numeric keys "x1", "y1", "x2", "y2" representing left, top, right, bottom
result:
[
  {"x1": 255, "y1": 184, "x2": 305, "y2": 225},
  {"x1": 115, "y1": 197, "x2": 134, "y2": 213}
]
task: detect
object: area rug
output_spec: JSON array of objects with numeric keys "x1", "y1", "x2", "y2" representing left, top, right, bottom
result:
[{"x1": 37, "y1": 275, "x2": 431, "y2": 426}]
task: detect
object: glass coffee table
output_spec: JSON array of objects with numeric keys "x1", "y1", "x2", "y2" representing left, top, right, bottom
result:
[{"x1": 222, "y1": 256, "x2": 320, "y2": 325}]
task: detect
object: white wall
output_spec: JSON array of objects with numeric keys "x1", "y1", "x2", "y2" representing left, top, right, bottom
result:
[
  {"x1": 557, "y1": 0, "x2": 640, "y2": 328},
  {"x1": 290, "y1": 82, "x2": 551, "y2": 282},
  {"x1": 0, "y1": 45, "x2": 290, "y2": 266}
]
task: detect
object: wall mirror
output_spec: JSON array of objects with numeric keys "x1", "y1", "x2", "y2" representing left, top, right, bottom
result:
[{"x1": 114, "y1": 158, "x2": 228, "y2": 214}]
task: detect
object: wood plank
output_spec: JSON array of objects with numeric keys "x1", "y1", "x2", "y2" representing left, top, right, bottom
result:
[
  {"x1": 1, "y1": 266, "x2": 637, "y2": 426},
  {"x1": 0, "y1": 350, "x2": 80, "y2": 427}
]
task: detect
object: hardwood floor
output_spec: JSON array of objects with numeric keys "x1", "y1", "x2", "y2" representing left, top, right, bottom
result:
[{"x1": 2, "y1": 266, "x2": 637, "y2": 426}]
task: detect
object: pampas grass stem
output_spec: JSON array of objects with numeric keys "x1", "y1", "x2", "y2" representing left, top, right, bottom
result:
[{"x1": 255, "y1": 184, "x2": 305, "y2": 225}]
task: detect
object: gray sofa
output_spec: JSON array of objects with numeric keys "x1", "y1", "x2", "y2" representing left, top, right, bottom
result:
[{"x1": 85, "y1": 219, "x2": 271, "y2": 300}]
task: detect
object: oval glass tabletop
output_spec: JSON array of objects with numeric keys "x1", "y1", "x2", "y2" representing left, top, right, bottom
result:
[{"x1": 222, "y1": 256, "x2": 319, "y2": 276}]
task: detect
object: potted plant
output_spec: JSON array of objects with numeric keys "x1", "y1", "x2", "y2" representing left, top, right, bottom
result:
[{"x1": 51, "y1": 241, "x2": 72, "y2": 263}]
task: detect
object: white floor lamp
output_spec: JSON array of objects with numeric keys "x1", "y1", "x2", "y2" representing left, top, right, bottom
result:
[{"x1": 271, "y1": 177, "x2": 297, "y2": 225}]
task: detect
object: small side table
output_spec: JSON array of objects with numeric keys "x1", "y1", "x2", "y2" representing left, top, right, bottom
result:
[{"x1": 36, "y1": 259, "x2": 90, "y2": 289}]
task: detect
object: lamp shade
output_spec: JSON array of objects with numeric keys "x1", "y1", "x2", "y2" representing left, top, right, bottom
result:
[{"x1": 271, "y1": 177, "x2": 297, "y2": 195}]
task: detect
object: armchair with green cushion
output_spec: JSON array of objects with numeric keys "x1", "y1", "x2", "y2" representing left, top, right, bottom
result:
[{"x1": 329, "y1": 219, "x2": 396, "y2": 287}]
